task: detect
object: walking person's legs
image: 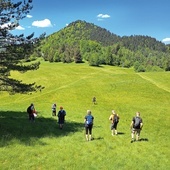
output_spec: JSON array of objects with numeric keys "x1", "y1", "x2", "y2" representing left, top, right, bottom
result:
[
  {"x1": 89, "y1": 125, "x2": 93, "y2": 140},
  {"x1": 115, "y1": 123, "x2": 118, "y2": 135},
  {"x1": 136, "y1": 129, "x2": 141, "y2": 141},
  {"x1": 111, "y1": 123, "x2": 116, "y2": 136},
  {"x1": 85, "y1": 127, "x2": 89, "y2": 141},
  {"x1": 131, "y1": 129, "x2": 136, "y2": 142}
]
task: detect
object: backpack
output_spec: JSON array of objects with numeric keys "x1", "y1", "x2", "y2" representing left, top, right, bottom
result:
[
  {"x1": 134, "y1": 116, "x2": 141, "y2": 128},
  {"x1": 86, "y1": 115, "x2": 93, "y2": 125},
  {"x1": 58, "y1": 110, "x2": 66, "y2": 118},
  {"x1": 113, "y1": 114, "x2": 119, "y2": 123},
  {"x1": 27, "y1": 106, "x2": 32, "y2": 114}
]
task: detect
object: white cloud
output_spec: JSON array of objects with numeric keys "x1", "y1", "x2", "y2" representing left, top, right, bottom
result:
[
  {"x1": 97, "y1": 14, "x2": 110, "y2": 19},
  {"x1": 27, "y1": 14, "x2": 33, "y2": 18},
  {"x1": 32, "y1": 19, "x2": 52, "y2": 28},
  {"x1": 16, "y1": 25, "x2": 25, "y2": 30},
  {"x1": 162, "y1": 38, "x2": 170, "y2": 44}
]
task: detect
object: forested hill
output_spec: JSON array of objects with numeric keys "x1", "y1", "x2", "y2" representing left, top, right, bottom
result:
[
  {"x1": 66, "y1": 20, "x2": 121, "y2": 46},
  {"x1": 36, "y1": 20, "x2": 170, "y2": 72},
  {"x1": 121, "y1": 35, "x2": 167, "y2": 52}
]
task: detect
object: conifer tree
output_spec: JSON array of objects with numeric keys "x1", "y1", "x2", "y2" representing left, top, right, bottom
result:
[{"x1": 0, "y1": 0, "x2": 44, "y2": 94}]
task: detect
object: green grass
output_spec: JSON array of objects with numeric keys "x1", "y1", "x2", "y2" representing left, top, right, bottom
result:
[{"x1": 0, "y1": 61, "x2": 170, "y2": 170}]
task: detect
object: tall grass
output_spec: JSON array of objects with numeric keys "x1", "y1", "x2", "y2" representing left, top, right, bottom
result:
[{"x1": 0, "y1": 61, "x2": 170, "y2": 170}]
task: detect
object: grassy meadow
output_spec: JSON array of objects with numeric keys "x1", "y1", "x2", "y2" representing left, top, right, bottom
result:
[{"x1": 0, "y1": 60, "x2": 170, "y2": 170}]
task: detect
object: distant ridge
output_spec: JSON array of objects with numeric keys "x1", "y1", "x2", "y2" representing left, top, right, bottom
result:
[
  {"x1": 48, "y1": 20, "x2": 166, "y2": 51},
  {"x1": 38, "y1": 20, "x2": 170, "y2": 72}
]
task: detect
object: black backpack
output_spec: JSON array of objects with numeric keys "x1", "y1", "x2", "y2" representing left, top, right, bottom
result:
[
  {"x1": 27, "y1": 106, "x2": 32, "y2": 114},
  {"x1": 114, "y1": 114, "x2": 119, "y2": 123},
  {"x1": 58, "y1": 110, "x2": 66, "y2": 118},
  {"x1": 134, "y1": 117, "x2": 141, "y2": 128}
]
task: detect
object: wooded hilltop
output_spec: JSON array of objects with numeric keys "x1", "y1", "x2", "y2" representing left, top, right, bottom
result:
[{"x1": 34, "y1": 20, "x2": 170, "y2": 72}]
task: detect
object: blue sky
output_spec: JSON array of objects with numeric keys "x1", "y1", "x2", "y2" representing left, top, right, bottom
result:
[{"x1": 11, "y1": 0, "x2": 170, "y2": 44}]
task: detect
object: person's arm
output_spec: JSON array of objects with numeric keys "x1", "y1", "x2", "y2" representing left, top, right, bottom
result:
[
  {"x1": 140, "y1": 122, "x2": 143, "y2": 129},
  {"x1": 130, "y1": 117, "x2": 135, "y2": 128},
  {"x1": 92, "y1": 116, "x2": 94, "y2": 124},
  {"x1": 130, "y1": 121, "x2": 134, "y2": 129},
  {"x1": 58, "y1": 111, "x2": 60, "y2": 117}
]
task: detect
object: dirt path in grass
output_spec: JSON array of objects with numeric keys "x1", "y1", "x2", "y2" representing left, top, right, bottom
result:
[{"x1": 138, "y1": 73, "x2": 170, "y2": 93}]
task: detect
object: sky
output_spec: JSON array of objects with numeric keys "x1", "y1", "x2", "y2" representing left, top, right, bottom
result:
[{"x1": 10, "y1": 0, "x2": 170, "y2": 44}]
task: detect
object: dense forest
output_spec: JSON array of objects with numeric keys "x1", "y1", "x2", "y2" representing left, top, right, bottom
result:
[{"x1": 34, "y1": 20, "x2": 170, "y2": 72}]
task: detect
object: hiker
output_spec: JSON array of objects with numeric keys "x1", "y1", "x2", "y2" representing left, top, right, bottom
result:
[
  {"x1": 92, "y1": 96, "x2": 96, "y2": 104},
  {"x1": 52, "y1": 103, "x2": 57, "y2": 116},
  {"x1": 109, "y1": 110, "x2": 120, "y2": 136},
  {"x1": 130, "y1": 111, "x2": 143, "y2": 142},
  {"x1": 57, "y1": 106, "x2": 66, "y2": 129},
  {"x1": 84, "y1": 110, "x2": 94, "y2": 141},
  {"x1": 27, "y1": 103, "x2": 36, "y2": 122}
]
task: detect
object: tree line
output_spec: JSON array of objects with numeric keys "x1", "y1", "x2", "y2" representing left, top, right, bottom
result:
[
  {"x1": 0, "y1": 0, "x2": 45, "y2": 94},
  {"x1": 0, "y1": 1, "x2": 169, "y2": 94},
  {"x1": 37, "y1": 20, "x2": 170, "y2": 72}
]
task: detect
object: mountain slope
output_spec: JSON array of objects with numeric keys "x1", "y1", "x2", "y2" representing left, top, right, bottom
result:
[{"x1": 35, "y1": 20, "x2": 170, "y2": 72}]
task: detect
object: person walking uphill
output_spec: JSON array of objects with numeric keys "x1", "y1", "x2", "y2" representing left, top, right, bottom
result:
[
  {"x1": 57, "y1": 106, "x2": 66, "y2": 129},
  {"x1": 84, "y1": 110, "x2": 94, "y2": 141},
  {"x1": 130, "y1": 111, "x2": 143, "y2": 143},
  {"x1": 109, "y1": 110, "x2": 120, "y2": 136},
  {"x1": 92, "y1": 97, "x2": 96, "y2": 105}
]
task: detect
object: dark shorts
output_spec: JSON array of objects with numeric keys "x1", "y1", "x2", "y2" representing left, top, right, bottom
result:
[
  {"x1": 58, "y1": 118, "x2": 65, "y2": 124},
  {"x1": 52, "y1": 110, "x2": 56, "y2": 116},
  {"x1": 85, "y1": 124, "x2": 93, "y2": 134},
  {"x1": 110, "y1": 123, "x2": 118, "y2": 130},
  {"x1": 132, "y1": 128, "x2": 141, "y2": 136}
]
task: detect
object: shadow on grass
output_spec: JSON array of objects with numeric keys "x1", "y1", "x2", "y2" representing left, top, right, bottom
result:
[
  {"x1": 131, "y1": 138, "x2": 149, "y2": 143},
  {"x1": 117, "y1": 132, "x2": 125, "y2": 135},
  {"x1": 139, "y1": 138, "x2": 149, "y2": 142},
  {"x1": 93, "y1": 137, "x2": 104, "y2": 140},
  {"x1": 0, "y1": 111, "x2": 84, "y2": 147}
]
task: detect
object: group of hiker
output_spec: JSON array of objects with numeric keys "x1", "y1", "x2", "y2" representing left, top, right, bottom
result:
[
  {"x1": 27, "y1": 103, "x2": 66, "y2": 129},
  {"x1": 84, "y1": 109, "x2": 143, "y2": 143},
  {"x1": 51, "y1": 103, "x2": 66, "y2": 129},
  {"x1": 27, "y1": 101, "x2": 143, "y2": 143}
]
